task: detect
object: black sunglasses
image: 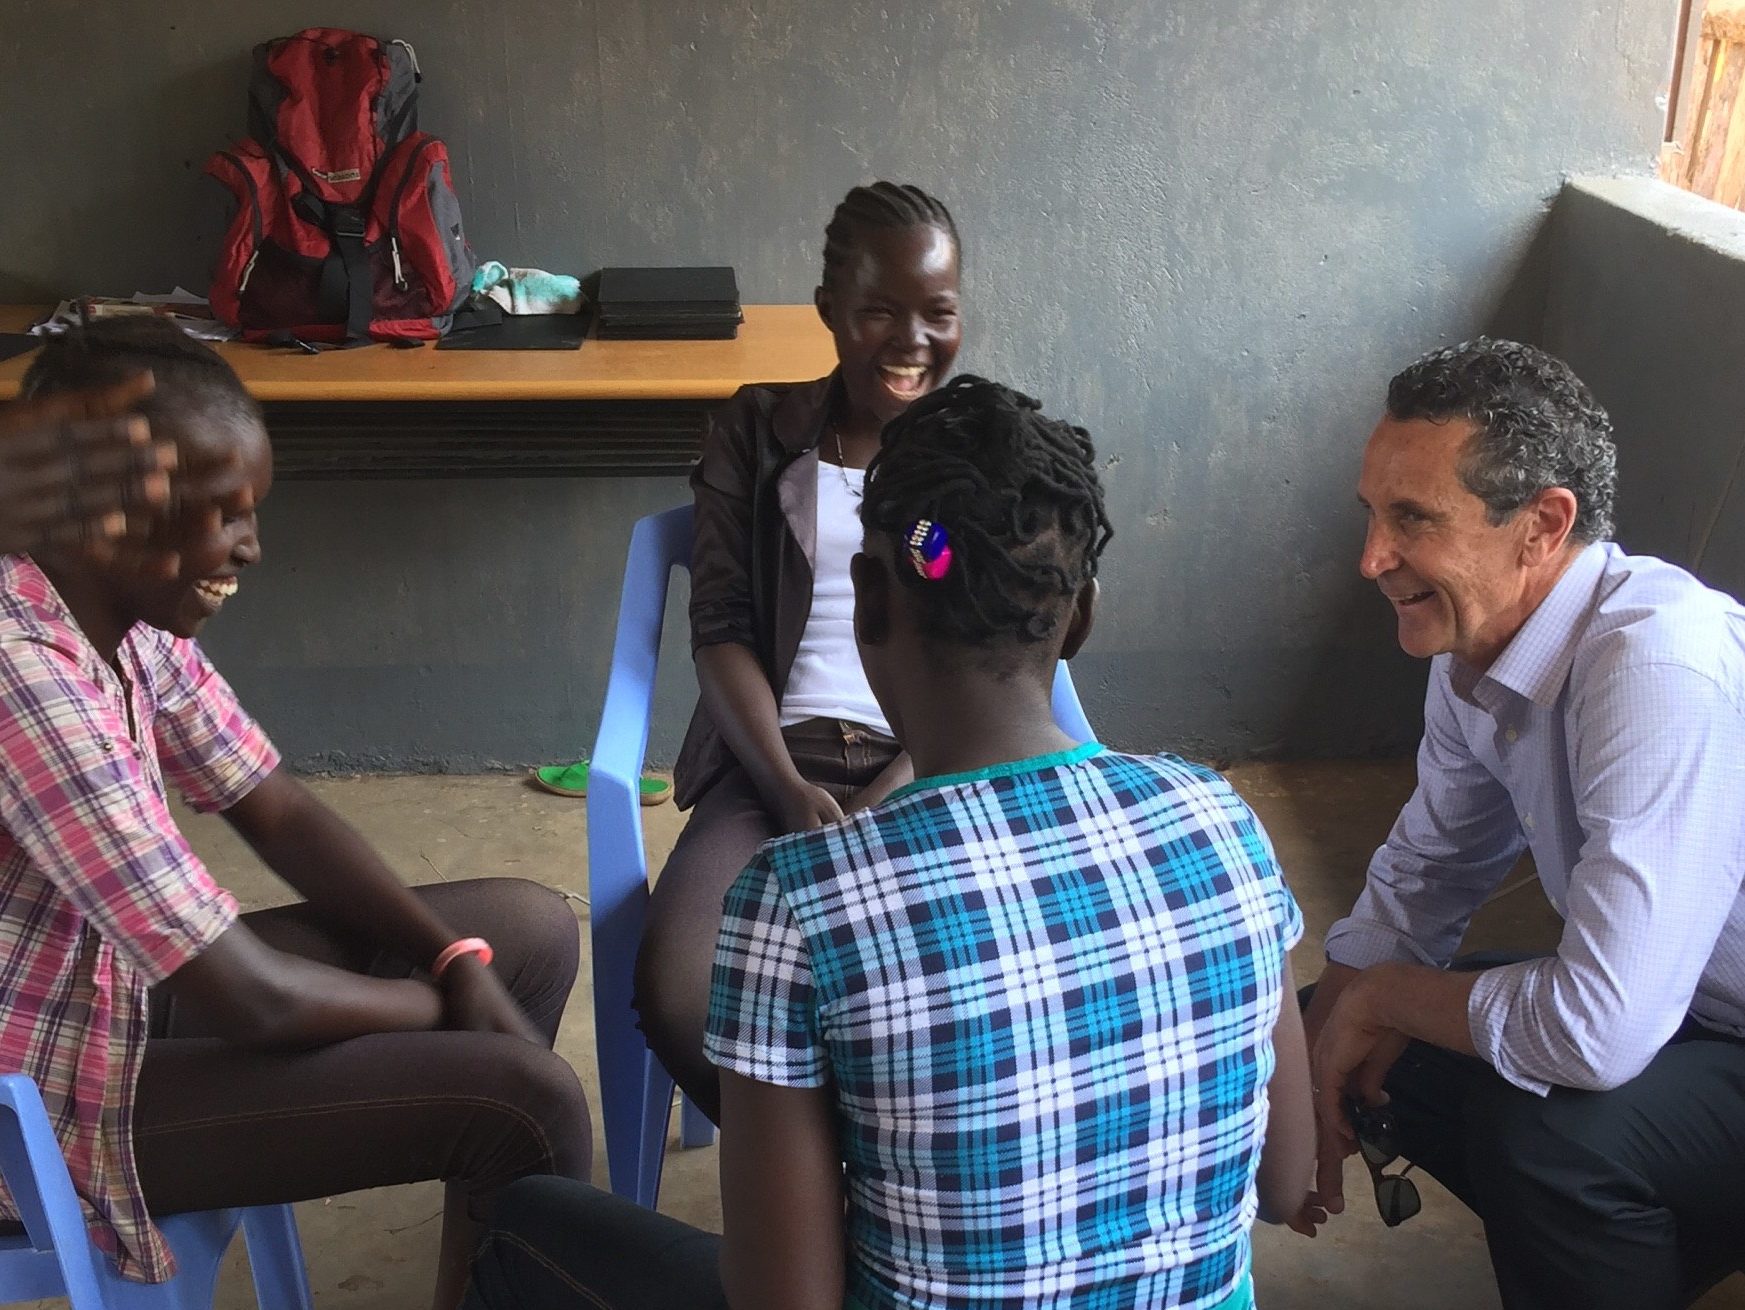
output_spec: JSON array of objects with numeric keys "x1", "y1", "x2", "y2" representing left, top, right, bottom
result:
[{"x1": 1346, "y1": 1098, "x2": 1422, "y2": 1227}]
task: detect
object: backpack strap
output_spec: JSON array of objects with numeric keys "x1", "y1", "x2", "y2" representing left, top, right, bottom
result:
[
  {"x1": 290, "y1": 190, "x2": 373, "y2": 344},
  {"x1": 329, "y1": 204, "x2": 373, "y2": 344},
  {"x1": 284, "y1": 138, "x2": 403, "y2": 345},
  {"x1": 275, "y1": 145, "x2": 362, "y2": 340}
]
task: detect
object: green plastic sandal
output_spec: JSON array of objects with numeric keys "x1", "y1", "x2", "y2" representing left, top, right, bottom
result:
[{"x1": 530, "y1": 760, "x2": 673, "y2": 806}]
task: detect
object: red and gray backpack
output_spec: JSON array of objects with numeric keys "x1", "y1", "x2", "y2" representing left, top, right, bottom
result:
[{"x1": 205, "y1": 28, "x2": 476, "y2": 344}]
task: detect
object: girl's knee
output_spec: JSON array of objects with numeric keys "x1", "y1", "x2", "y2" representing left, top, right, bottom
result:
[
  {"x1": 491, "y1": 1041, "x2": 593, "y2": 1180},
  {"x1": 472, "y1": 880, "x2": 581, "y2": 1006},
  {"x1": 492, "y1": 879, "x2": 579, "y2": 950},
  {"x1": 632, "y1": 926, "x2": 709, "y2": 1059}
]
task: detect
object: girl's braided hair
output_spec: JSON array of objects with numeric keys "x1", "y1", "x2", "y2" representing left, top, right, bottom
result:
[
  {"x1": 821, "y1": 182, "x2": 958, "y2": 291},
  {"x1": 861, "y1": 375, "x2": 1112, "y2": 646}
]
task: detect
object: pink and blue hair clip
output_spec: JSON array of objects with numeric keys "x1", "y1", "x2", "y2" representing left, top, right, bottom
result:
[{"x1": 905, "y1": 519, "x2": 953, "y2": 580}]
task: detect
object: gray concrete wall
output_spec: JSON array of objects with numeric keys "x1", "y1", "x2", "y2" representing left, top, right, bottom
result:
[
  {"x1": 1, "y1": 1, "x2": 1672, "y2": 770},
  {"x1": 1541, "y1": 177, "x2": 1745, "y2": 605}
]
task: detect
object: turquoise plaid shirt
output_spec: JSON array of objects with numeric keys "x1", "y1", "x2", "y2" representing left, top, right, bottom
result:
[{"x1": 706, "y1": 743, "x2": 1301, "y2": 1310}]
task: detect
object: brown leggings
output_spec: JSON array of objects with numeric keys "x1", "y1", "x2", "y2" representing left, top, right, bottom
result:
[
  {"x1": 132, "y1": 878, "x2": 592, "y2": 1221},
  {"x1": 634, "y1": 718, "x2": 899, "y2": 1123}
]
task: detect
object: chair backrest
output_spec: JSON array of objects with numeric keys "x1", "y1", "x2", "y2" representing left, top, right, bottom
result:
[
  {"x1": 586, "y1": 504, "x2": 697, "y2": 1207},
  {"x1": 1050, "y1": 659, "x2": 1093, "y2": 743},
  {"x1": 587, "y1": 501, "x2": 694, "y2": 963},
  {"x1": 0, "y1": 1075, "x2": 312, "y2": 1310}
]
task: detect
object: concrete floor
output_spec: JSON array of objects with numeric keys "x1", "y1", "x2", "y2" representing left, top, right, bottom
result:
[{"x1": 151, "y1": 761, "x2": 1743, "y2": 1310}]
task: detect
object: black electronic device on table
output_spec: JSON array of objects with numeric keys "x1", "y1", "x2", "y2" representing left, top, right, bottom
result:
[{"x1": 595, "y1": 266, "x2": 742, "y2": 340}]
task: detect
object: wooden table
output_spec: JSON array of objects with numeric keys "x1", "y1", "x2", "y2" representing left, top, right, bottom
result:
[{"x1": 0, "y1": 305, "x2": 835, "y2": 477}]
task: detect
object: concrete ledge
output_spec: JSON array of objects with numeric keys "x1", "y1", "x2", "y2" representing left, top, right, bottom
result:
[
  {"x1": 1543, "y1": 176, "x2": 1745, "y2": 604},
  {"x1": 1565, "y1": 175, "x2": 1745, "y2": 259}
]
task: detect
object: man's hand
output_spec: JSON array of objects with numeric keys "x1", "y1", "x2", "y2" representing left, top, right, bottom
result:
[
  {"x1": 1313, "y1": 968, "x2": 1410, "y2": 1133},
  {"x1": 0, "y1": 373, "x2": 173, "y2": 555},
  {"x1": 775, "y1": 780, "x2": 845, "y2": 834},
  {"x1": 165, "y1": 921, "x2": 443, "y2": 1050},
  {"x1": 1293, "y1": 959, "x2": 1487, "y2": 1235},
  {"x1": 440, "y1": 955, "x2": 544, "y2": 1044},
  {"x1": 1301, "y1": 961, "x2": 1359, "y2": 1052},
  {"x1": 1291, "y1": 963, "x2": 1410, "y2": 1233},
  {"x1": 1286, "y1": 1094, "x2": 1375, "y2": 1236},
  {"x1": 0, "y1": 371, "x2": 258, "y2": 578}
]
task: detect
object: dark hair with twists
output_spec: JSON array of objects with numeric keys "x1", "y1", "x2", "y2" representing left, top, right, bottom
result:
[
  {"x1": 821, "y1": 182, "x2": 959, "y2": 292},
  {"x1": 861, "y1": 375, "x2": 1112, "y2": 650},
  {"x1": 24, "y1": 317, "x2": 261, "y2": 437},
  {"x1": 1386, "y1": 337, "x2": 1616, "y2": 543}
]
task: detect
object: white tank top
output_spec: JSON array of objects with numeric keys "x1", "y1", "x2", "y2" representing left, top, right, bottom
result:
[{"x1": 778, "y1": 462, "x2": 892, "y2": 735}]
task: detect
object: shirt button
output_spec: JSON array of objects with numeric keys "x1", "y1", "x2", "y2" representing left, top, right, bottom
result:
[
  {"x1": 1523, "y1": 813, "x2": 1535, "y2": 830},
  {"x1": 1505, "y1": 728, "x2": 1519, "y2": 743}
]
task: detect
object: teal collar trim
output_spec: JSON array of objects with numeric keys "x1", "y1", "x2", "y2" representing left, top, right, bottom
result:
[{"x1": 889, "y1": 741, "x2": 1106, "y2": 802}]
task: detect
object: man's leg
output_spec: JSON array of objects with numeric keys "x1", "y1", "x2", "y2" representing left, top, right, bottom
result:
[
  {"x1": 1371, "y1": 1034, "x2": 1491, "y2": 1211},
  {"x1": 133, "y1": 1026, "x2": 591, "y2": 1310},
  {"x1": 1311, "y1": 966, "x2": 1745, "y2": 1309},
  {"x1": 1457, "y1": 1028, "x2": 1745, "y2": 1310}
]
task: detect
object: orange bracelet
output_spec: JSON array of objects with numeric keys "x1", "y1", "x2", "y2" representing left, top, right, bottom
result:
[{"x1": 431, "y1": 937, "x2": 493, "y2": 978}]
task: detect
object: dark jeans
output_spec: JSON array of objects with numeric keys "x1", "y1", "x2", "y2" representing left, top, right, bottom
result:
[
  {"x1": 465, "y1": 1176, "x2": 725, "y2": 1310},
  {"x1": 635, "y1": 717, "x2": 899, "y2": 1123},
  {"x1": 1308, "y1": 957, "x2": 1745, "y2": 1310},
  {"x1": 132, "y1": 878, "x2": 593, "y2": 1221}
]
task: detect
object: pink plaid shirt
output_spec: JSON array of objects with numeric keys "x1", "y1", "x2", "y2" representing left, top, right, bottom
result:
[{"x1": 0, "y1": 555, "x2": 278, "y2": 1280}]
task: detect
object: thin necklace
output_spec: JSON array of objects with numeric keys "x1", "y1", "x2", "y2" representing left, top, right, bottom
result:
[{"x1": 831, "y1": 425, "x2": 864, "y2": 501}]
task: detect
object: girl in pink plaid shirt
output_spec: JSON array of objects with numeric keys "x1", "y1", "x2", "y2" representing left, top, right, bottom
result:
[{"x1": 0, "y1": 319, "x2": 590, "y2": 1309}]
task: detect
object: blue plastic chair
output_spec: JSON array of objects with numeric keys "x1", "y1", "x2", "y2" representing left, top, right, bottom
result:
[
  {"x1": 0, "y1": 1073, "x2": 312, "y2": 1310},
  {"x1": 588, "y1": 503, "x2": 1095, "y2": 1208}
]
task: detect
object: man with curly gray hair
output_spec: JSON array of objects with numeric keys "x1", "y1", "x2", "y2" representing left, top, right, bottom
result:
[{"x1": 1295, "y1": 338, "x2": 1745, "y2": 1308}]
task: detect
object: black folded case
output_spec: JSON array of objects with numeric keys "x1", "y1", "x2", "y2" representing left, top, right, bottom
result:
[{"x1": 595, "y1": 266, "x2": 743, "y2": 339}]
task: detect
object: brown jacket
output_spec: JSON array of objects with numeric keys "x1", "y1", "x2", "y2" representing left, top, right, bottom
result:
[{"x1": 672, "y1": 374, "x2": 838, "y2": 809}]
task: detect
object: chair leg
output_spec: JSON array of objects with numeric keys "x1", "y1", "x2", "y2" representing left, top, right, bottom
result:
[
  {"x1": 678, "y1": 1094, "x2": 716, "y2": 1150},
  {"x1": 635, "y1": 1049, "x2": 676, "y2": 1210},
  {"x1": 103, "y1": 1209, "x2": 241, "y2": 1310},
  {"x1": 240, "y1": 1206, "x2": 314, "y2": 1310}
]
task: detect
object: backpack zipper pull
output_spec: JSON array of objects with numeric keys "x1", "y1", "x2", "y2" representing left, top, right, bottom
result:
[
  {"x1": 390, "y1": 236, "x2": 408, "y2": 290},
  {"x1": 238, "y1": 249, "x2": 259, "y2": 296}
]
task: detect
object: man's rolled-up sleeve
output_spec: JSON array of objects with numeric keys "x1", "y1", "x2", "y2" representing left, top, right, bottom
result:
[{"x1": 1468, "y1": 662, "x2": 1745, "y2": 1095}]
